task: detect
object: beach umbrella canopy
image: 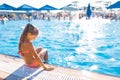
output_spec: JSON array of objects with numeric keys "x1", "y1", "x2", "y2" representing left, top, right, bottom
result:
[
  {"x1": 0, "y1": 3, "x2": 16, "y2": 10},
  {"x1": 86, "y1": 3, "x2": 92, "y2": 18},
  {"x1": 39, "y1": 5, "x2": 57, "y2": 10},
  {"x1": 17, "y1": 4, "x2": 37, "y2": 11},
  {"x1": 60, "y1": 4, "x2": 78, "y2": 11},
  {"x1": 60, "y1": 6, "x2": 78, "y2": 11},
  {"x1": 107, "y1": 1, "x2": 120, "y2": 9}
]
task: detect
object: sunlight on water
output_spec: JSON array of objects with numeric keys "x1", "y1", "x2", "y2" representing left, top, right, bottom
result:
[
  {"x1": 90, "y1": 65, "x2": 98, "y2": 70},
  {"x1": 109, "y1": 58, "x2": 115, "y2": 61}
]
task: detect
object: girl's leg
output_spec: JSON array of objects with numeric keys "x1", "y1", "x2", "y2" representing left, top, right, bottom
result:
[
  {"x1": 44, "y1": 49, "x2": 48, "y2": 61},
  {"x1": 36, "y1": 47, "x2": 48, "y2": 61},
  {"x1": 40, "y1": 49, "x2": 48, "y2": 61},
  {"x1": 36, "y1": 47, "x2": 42, "y2": 53}
]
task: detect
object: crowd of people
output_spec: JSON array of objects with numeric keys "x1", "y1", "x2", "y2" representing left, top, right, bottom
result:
[
  {"x1": 92, "y1": 11, "x2": 120, "y2": 20},
  {"x1": 0, "y1": 10, "x2": 120, "y2": 24}
]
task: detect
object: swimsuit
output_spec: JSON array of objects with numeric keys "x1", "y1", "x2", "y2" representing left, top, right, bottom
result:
[
  {"x1": 18, "y1": 50, "x2": 39, "y2": 68},
  {"x1": 26, "y1": 61, "x2": 38, "y2": 68}
]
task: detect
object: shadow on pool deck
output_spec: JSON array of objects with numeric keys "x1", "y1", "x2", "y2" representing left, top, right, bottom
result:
[{"x1": 4, "y1": 65, "x2": 44, "y2": 80}]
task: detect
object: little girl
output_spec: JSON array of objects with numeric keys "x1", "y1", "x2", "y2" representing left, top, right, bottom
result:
[{"x1": 18, "y1": 23, "x2": 54, "y2": 71}]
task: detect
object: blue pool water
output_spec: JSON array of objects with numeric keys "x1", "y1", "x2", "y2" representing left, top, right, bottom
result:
[{"x1": 0, "y1": 19, "x2": 120, "y2": 77}]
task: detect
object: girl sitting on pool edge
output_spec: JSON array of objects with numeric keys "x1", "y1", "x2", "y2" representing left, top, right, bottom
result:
[{"x1": 18, "y1": 23, "x2": 54, "y2": 71}]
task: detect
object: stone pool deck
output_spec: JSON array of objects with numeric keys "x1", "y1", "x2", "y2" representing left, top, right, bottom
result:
[{"x1": 0, "y1": 54, "x2": 120, "y2": 80}]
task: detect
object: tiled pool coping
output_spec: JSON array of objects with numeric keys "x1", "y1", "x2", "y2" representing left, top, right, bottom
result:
[{"x1": 0, "y1": 54, "x2": 120, "y2": 80}]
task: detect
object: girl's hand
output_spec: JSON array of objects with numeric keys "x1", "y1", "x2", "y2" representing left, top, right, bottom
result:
[{"x1": 44, "y1": 66, "x2": 54, "y2": 71}]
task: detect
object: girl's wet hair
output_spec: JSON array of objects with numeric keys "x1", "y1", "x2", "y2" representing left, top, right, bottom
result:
[{"x1": 19, "y1": 23, "x2": 39, "y2": 50}]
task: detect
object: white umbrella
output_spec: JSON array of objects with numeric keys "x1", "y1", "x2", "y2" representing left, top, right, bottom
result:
[{"x1": 60, "y1": 5, "x2": 79, "y2": 11}]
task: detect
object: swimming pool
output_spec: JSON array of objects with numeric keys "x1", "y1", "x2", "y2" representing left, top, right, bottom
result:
[{"x1": 0, "y1": 19, "x2": 120, "y2": 77}]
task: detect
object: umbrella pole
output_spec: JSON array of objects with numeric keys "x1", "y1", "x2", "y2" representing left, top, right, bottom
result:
[
  {"x1": 69, "y1": 11, "x2": 72, "y2": 20},
  {"x1": 27, "y1": 11, "x2": 32, "y2": 22},
  {"x1": 47, "y1": 10, "x2": 50, "y2": 21}
]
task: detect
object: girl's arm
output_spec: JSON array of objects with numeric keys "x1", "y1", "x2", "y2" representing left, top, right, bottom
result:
[
  {"x1": 21, "y1": 43, "x2": 53, "y2": 71},
  {"x1": 29, "y1": 43, "x2": 46, "y2": 69}
]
